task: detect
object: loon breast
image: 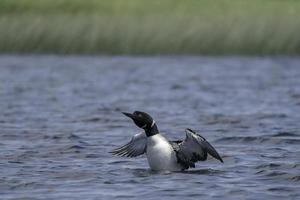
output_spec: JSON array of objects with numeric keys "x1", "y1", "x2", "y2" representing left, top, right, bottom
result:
[{"x1": 146, "y1": 134, "x2": 182, "y2": 171}]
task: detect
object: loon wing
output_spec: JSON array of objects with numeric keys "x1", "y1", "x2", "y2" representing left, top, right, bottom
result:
[
  {"x1": 171, "y1": 128, "x2": 223, "y2": 169},
  {"x1": 110, "y1": 132, "x2": 147, "y2": 157}
]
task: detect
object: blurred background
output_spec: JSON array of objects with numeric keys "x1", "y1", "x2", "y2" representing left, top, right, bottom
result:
[
  {"x1": 1, "y1": 1, "x2": 300, "y2": 200},
  {"x1": 0, "y1": 0, "x2": 300, "y2": 55}
]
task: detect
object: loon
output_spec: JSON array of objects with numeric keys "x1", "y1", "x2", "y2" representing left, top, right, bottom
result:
[{"x1": 110, "y1": 111, "x2": 223, "y2": 171}]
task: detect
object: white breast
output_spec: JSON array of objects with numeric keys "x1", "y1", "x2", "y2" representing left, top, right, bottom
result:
[{"x1": 146, "y1": 134, "x2": 182, "y2": 171}]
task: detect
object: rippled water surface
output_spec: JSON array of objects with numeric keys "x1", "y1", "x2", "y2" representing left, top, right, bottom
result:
[{"x1": 1, "y1": 56, "x2": 300, "y2": 200}]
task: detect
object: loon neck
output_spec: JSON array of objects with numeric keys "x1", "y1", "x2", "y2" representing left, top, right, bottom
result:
[{"x1": 145, "y1": 124, "x2": 159, "y2": 137}]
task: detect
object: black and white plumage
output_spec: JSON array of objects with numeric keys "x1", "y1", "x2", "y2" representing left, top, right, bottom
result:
[
  {"x1": 111, "y1": 111, "x2": 223, "y2": 171},
  {"x1": 170, "y1": 128, "x2": 223, "y2": 169},
  {"x1": 110, "y1": 132, "x2": 147, "y2": 157}
]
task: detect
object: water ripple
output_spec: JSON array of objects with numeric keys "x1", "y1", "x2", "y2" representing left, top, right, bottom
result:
[{"x1": 0, "y1": 56, "x2": 300, "y2": 200}]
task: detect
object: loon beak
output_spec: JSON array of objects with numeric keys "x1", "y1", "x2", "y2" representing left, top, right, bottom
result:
[{"x1": 122, "y1": 112, "x2": 135, "y2": 119}]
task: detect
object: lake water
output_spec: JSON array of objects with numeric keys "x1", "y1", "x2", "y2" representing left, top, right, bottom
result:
[{"x1": 0, "y1": 55, "x2": 299, "y2": 200}]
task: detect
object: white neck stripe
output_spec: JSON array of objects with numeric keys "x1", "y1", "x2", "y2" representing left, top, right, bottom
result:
[{"x1": 151, "y1": 120, "x2": 155, "y2": 128}]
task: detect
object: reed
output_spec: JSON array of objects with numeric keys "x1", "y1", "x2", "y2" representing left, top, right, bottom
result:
[{"x1": 0, "y1": 0, "x2": 300, "y2": 54}]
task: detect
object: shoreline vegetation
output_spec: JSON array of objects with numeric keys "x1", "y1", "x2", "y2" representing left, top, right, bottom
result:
[{"x1": 1, "y1": 0, "x2": 300, "y2": 55}]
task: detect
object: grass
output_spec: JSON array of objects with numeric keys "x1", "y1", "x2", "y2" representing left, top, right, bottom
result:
[{"x1": 0, "y1": 0, "x2": 300, "y2": 55}]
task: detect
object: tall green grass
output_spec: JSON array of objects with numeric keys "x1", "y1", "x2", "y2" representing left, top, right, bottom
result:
[{"x1": 0, "y1": 0, "x2": 300, "y2": 54}]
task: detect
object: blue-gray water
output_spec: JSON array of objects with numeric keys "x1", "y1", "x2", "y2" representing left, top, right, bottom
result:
[{"x1": 0, "y1": 56, "x2": 300, "y2": 200}]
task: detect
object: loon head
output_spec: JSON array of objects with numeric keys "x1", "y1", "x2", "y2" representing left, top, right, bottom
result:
[{"x1": 122, "y1": 111, "x2": 158, "y2": 137}]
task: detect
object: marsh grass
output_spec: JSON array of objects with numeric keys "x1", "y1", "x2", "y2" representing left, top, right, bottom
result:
[{"x1": 0, "y1": 0, "x2": 300, "y2": 54}]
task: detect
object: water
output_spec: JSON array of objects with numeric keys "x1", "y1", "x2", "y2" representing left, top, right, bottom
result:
[{"x1": 0, "y1": 55, "x2": 300, "y2": 200}]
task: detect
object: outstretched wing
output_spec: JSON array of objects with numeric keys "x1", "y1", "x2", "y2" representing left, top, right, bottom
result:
[
  {"x1": 110, "y1": 132, "x2": 147, "y2": 157},
  {"x1": 172, "y1": 128, "x2": 223, "y2": 169}
]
